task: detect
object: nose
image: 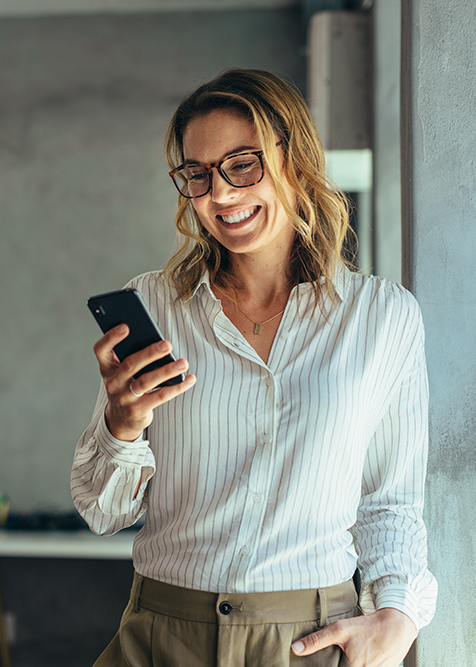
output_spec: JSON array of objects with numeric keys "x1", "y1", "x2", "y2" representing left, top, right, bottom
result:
[{"x1": 209, "y1": 168, "x2": 238, "y2": 203}]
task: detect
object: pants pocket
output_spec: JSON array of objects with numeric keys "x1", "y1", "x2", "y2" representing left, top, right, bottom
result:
[
  {"x1": 338, "y1": 650, "x2": 353, "y2": 666},
  {"x1": 289, "y1": 605, "x2": 359, "y2": 667},
  {"x1": 289, "y1": 643, "x2": 344, "y2": 666}
]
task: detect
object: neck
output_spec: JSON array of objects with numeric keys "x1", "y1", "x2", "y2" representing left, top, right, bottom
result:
[
  {"x1": 220, "y1": 249, "x2": 293, "y2": 305},
  {"x1": 212, "y1": 248, "x2": 295, "y2": 341}
]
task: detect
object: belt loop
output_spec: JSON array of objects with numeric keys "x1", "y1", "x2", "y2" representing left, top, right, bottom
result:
[
  {"x1": 317, "y1": 588, "x2": 328, "y2": 627},
  {"x1": 132, "y1": 574, "x2": 144, "y2": 613}
]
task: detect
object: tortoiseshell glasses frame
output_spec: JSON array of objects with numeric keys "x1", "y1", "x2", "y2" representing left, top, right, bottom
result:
[{"x1": 169, "y1": 141, "x2": 282, "y2": 199}]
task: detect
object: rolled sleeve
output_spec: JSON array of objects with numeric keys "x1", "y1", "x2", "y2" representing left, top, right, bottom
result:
[
  {"x1": 352, "y1": 301, "x2": 437, "y2": 630},
  {"x1": 71, "y1": 408, "x2": 156, "y2": 535}
]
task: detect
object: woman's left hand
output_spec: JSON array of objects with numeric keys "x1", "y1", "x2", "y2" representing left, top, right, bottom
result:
[{"x1": 291, "y1": 608, "x2": 417, "y2": 667}]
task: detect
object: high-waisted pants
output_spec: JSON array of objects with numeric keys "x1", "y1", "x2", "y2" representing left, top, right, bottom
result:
[{"x1": 93, "y1": 572, "x2": 359, "y2": 667}]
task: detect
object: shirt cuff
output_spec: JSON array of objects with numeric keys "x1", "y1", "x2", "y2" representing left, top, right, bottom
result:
[
  {"x1": 95, "y1": 412, "x2": 151, "y2": 469},
  {"x1": 360, "y1": 580, "x2": 420, "y2": 632},
  {"x1": 376, "y1": 585, "x2": 419, "y2": 631}
]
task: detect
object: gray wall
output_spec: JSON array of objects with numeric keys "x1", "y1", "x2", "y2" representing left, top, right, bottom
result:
[
  {"x1": 0, "y1": 10, "x2": 305, "y2": 512},
  {"x1": 403, "y1": 0, "x2": 476, "y2": 663},
  {"x1": 373, "y1": 0, "x2": 401, "y2": 282}
]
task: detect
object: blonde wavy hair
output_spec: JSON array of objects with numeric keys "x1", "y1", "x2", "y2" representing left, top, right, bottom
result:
[{"x1": 163, "y1": 68, "x2": 354, "y2": 305}]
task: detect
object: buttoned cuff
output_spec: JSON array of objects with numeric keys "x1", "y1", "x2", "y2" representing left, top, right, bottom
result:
[{"x1": 359, "y1": 579, "x2": 419, "y2": 632}]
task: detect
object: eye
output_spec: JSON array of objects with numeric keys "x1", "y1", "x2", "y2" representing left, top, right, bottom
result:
[
  {"x1": 228, "y1": 159, "x2": 255, "y2": 174},
  {"x1": 186, "y1": 167, "x2": 208, "y2": 182}
]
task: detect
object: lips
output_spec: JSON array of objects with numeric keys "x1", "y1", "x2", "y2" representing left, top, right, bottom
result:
[{"x1": 218, "y1": 206, "x2": 259, "y2": 224}]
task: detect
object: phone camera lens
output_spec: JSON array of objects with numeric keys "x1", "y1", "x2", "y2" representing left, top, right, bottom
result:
[{"x1": 92, "y1": 304, "x2": 106, "y2": 318}]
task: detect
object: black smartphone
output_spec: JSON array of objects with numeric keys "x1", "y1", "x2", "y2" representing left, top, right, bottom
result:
[{"x1": 87, "y1": 288, "x2": 185, "y2": 388}]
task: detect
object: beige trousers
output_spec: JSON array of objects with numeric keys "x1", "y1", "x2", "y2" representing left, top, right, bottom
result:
[{"x1": 93, "y1": 572, "x2": 358, "y2": 667}]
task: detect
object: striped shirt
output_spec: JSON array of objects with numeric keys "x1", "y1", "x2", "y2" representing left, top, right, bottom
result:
[{"x1": 71, "y1": 267, "x2": 437, "y2": 629}]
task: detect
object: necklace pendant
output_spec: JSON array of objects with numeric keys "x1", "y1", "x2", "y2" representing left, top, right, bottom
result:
[{"x1": 253, "y1": 323, "x2": 262, "y2": 335}]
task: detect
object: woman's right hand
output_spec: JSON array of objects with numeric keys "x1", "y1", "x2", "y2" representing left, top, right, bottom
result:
[{"x1": 94, "y1": 324, "x2": 196, "y2": 442}]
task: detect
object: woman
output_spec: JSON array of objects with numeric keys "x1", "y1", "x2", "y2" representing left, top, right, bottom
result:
[{"x1": 71, "y1": 69, "x2": 436, "y2": 667}]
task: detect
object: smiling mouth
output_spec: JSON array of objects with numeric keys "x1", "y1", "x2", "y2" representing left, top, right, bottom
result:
[{"x1": 218, "y1": 206, "x2": 259, "y2": 224}]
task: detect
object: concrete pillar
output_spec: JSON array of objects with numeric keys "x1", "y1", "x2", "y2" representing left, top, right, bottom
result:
[
  {"x1": 373, "y1": 0, "x2": 401, "y2": 282},
  {"x1": 401, "y1": 0, "x2": 476, "y2": 664}
]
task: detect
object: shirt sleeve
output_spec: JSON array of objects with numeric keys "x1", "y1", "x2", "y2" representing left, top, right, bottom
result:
[
  {"x1": 350, "y1": 296, "x2": 438, "y2": 631},
  {"x1": 70, "y1": 380, "x2": 156, "y2": 535}
]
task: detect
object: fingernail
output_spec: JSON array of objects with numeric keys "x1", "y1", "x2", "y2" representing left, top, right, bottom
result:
[
  {"x1": 157, "y1": 341, "x2": 169, "y2": 352},
  {"x1": 292, "y1": 641, "x2": 305, "y2": 654},
  {"x1": 176, "y1": 359, "x2": 188, "y2": 370},
  {"x1": 116, "y1": 324, "x2": 127, "y2": 334}
]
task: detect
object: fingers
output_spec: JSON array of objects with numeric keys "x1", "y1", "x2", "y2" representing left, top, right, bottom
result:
[
  {"x1": 94, "y1": 326, "x2": 196, "y2": 441},
  {"x1": 93, "y1": 325, "x2": 181, "y2": 391},
  {"x1": 127, "y1": 359, "x2": 196, "y2": 402},
  {"x1": 121, "y1": 346, "x2": 188, "y2": 396},
  {"x1": 292, "y1": 622, "x2": 344, "y2": 657},
  {"x1": 93, "y1": 324, "x2": 130, "y2": 373},
  {"x1": 292, "y1": 610, "x2": 417, "y2": 667},
  {"x1": 105, "y1": 369, "x2": 196, "y2": 441},
  {"x1": 104, "y1": 368, "x2": 196, "y2": 442}
]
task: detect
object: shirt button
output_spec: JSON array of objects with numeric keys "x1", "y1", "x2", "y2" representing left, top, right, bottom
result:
[
  {"x1": 261, "y1": 434, "x2": 270, "y2": 445},
  {"x1": 219, "y1": 601, "x2": 233, "y2": 615},
  {"x1": 281, "y1": 329, "x2": 290, "y2": 339},
  {"x1": 240, "y1": 546, "x2": 250, "y2": 556},
  {"x1": 264, "y1": 377, "x2": 273, "y2": 387},
  {"x1": 252, "y1": 494, "x2": 263, "y2": 503}
]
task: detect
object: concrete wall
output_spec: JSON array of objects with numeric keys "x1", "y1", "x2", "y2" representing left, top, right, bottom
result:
[
  {"x1": 0, "y1": 10, "x2": 305, "y2": 513},
  {"x1": 402, "y1": 0, "x2": 476, "y2": 664},
  {"x1": 373, "y1": 0, "x2": 401, "y2": 282}
]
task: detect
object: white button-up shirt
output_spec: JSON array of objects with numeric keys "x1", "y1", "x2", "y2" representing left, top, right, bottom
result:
[{"x1": 71, "y1": 268, "x2": 437, "y2": 629}]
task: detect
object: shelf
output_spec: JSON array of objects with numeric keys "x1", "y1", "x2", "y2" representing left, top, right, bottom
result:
[{"x1": 0, "y1": 530, "x2": 135, "y2": 560}]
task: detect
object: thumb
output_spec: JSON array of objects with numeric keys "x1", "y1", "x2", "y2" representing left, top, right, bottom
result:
[{"x1": 292, "y1": 623, "x2": 344, "y2": 657}]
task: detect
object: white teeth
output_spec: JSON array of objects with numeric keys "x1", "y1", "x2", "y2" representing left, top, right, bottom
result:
[{"x1": 221, "y1": 207, "x2": 257, "y2": 224}]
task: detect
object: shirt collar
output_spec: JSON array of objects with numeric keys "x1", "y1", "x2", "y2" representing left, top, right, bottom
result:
[
  {"x1": 292, "y1": 265, "x2": 348, "y2": 303},
  {"x1": 330, "y1": 264, "x2": 348, "y2": 302},
  {"x1": 190, "y1": 264, "x2": 349, "y2": 303},
  {"x1": 190, "y1": 270, "x2": 217, "y2": 301}
]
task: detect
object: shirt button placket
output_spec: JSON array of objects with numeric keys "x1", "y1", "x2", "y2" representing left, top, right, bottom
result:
[{"x1": 230, "y1": 370, "x2": 275, "y2": 590}]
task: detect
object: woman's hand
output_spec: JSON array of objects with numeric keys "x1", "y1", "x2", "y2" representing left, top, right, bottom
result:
[
  {"x1": 291, "y1": 608, "x2": 417, "y2": 667},
  {"x1": 94, "y1": 324, "x2": 196, "y2": 442}
]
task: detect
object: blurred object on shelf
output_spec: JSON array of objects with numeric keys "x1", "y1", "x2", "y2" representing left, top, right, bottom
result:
[
  {"x1": 0, "y1": 495, "x2": 9, "y2": 528},
  {"x1": 5, "y1": 511, "x2": 86, "y2": 531}
]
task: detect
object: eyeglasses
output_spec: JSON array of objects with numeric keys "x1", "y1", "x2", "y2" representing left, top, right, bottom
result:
[{"x1": 169, "y1": 142, "x2": 282, "y2": 199}]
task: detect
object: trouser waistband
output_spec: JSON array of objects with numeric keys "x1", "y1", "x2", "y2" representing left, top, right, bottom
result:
[{"x1": 130, "y1": 572, "x2": 357, "y2": 627}]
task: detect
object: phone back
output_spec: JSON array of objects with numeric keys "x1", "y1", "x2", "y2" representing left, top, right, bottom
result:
[{"x1": 88, "y1": 288, "x2": 184, "y2": 386}]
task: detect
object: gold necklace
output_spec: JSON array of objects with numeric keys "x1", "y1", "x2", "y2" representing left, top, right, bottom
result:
[{"x1": 214, "y1": 286, "x2": 285, "y2": 335}]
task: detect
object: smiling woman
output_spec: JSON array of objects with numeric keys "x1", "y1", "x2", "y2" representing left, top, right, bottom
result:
[
  {"x1": 181, "y1": 110, "x2": 296, "y2": 270},
  {"x1": 71, "y1": 68, "x2": 437, "y2": 667},
  {"x1": 164, "y1": 68, "x2": 353, "y2": 306}
]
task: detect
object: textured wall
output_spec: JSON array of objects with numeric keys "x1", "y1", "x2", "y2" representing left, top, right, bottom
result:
[
  {"x1": 0, "y1": 11, "x2": 305, "y2": 512},
  {"x1": 404, "y1": 0, "x2": 476, "y2": 663},
  {"x1": 373, "y1": 0, "x2": 401, "y2": 282}
]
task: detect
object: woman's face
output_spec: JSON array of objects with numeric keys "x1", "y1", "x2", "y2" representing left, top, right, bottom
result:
[{"x1": 182, "y1": 110, "x2": 295, "y2": 263}]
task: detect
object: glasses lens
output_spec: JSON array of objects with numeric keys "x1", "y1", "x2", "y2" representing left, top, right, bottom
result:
[
  {"x1": 174, "y1": 166, "x2": 209, "y2": 198},
  {"x1": 222, "y1": 154, "x2": 263, "y2": 187}
]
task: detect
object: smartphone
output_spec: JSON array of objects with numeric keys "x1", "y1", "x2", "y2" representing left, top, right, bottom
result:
[{"x1": 87, "y1": 288, "x2": 185, "y2": 388}]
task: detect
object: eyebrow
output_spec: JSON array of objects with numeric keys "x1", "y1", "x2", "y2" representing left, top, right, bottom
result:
[{"x1": 183, "y1": 145, "x2": 258, "y2": 166}]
